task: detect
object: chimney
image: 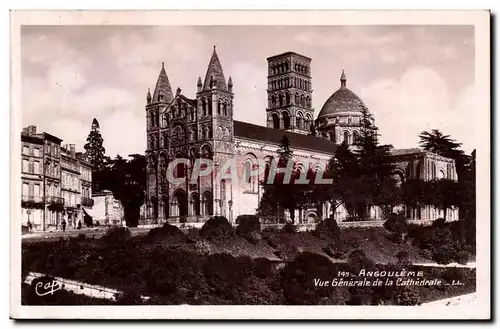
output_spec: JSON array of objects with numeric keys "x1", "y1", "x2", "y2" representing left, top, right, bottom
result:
[{"x1": 22, "y1": 125, "x2": 37, "y2": 135}]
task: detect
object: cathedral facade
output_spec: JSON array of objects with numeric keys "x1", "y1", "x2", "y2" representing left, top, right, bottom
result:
[{"x1": 142, "y1": 47, "x2": 458, "y2": 226}]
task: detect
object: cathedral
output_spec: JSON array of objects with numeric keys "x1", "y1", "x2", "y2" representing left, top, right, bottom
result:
[{"x1": 142, "y1": 47, "x2": 459, "y2": 226}]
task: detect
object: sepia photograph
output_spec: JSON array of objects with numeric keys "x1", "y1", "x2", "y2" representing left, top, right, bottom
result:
[{"x1": 10, "y1": 10, "x2": 490, "y2": 320}]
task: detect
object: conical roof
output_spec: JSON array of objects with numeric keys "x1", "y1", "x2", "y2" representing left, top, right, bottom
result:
[
  {"x1": 202, "y1": 46, "x2": 227, "y2": 91},
  {"x1": 152, "y1": 62, "x2": 174, "y2": 103}
]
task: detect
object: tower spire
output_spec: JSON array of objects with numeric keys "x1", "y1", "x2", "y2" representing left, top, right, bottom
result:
[
  {"x1": 202, "y1": 46, "x2": 227, "y2": 91},
  {"x1": 152, "y1": 62, "x2": 174, "y2": 103},
  {"x1": 340, "y1": 69, "x2": 347, "y2": 87}
]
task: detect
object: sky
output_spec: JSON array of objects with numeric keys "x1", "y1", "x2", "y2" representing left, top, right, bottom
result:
[{"x1": 21, "y1": 25, "x2": 476, "y2": 157}]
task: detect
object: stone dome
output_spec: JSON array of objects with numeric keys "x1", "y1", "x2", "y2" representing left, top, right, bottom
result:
[{"x1": 317, "y1": 70, "x2": 368, "y2": 118}]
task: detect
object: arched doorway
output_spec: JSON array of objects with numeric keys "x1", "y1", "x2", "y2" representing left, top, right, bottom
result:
[
  {"x1": 191, "y1": 193, "x2": 201, "y2": 216},
  {"x1": 203, "y1": 191, "x2": 213, "y2": 216},
  {"x1": 174, "y1": 190, "x2": 188, "y2": 217}
]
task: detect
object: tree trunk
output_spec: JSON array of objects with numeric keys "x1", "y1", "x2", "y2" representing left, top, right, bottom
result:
[
  {"x1": 444, "y1": 207, "x2": 447, "y2": 222},
  {"x1": 289, "y1": 207, "x2": 296, "y2": 224}
]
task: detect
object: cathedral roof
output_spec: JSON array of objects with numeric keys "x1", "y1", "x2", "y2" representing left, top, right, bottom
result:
[
  {"x1": 234, "y1": 121, "x2": 337, "y2": 154},
  {"x1": 317, "y1": 70, "x2": 368, "y2": 118},
  {"x1": 152, "y1": 62, "x2": 174, "y2": 103},
  {"x1": 202, "y1": 46, "x2": 228, "y2": 91}
]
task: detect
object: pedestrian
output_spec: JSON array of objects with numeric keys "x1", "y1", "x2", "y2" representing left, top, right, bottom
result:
[
  {"x1": 27, "y1": 220, "x2": 33, "y2": 233},
  {"x1": 61, "y1": 219, "x2": 66, "y2": 232},
  {"x1": 77, "y1": 220, "x2": 82, "y2": 230}
]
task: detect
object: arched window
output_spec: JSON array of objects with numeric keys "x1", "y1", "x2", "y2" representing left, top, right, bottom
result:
[
  {"x1": 223, "y1": 102, "x2": 228, "y2": 116},
  {"x1": 279, "y1": 94, "x2": 284, "y2": 107},
  {"x1": 329, "y1": 131, "x2": 336, "y2": 143},
  {"x1": 296, "y1": 113, "x2": 303, "y2": 130},
  {"x1": 201, "y1": 145, "x2": 212, "y2": 159},
  {"x1": 191, "y1": 193, "x2": 201, "y2": 216},
  {"x1": 244, "y1": 157, "x2": 258, "y2": 193},
  {"x1": 271, "y1": 113, "x2": 280, "y2": 129},
  {"x1": 343, "y1": 131, "x2": 349, "y2": 144},
  {"x1": 217, "y1": 100, "x2": 222, "y2": 115},
  {"x1": 271, "y1": 95, "x2": 276, "y2": 108},
  {"x1": 174, "y1": 190, "x2": 188, "y2": 217},
  {"x1": 438, "y1": 169, "x2": 445, "y2": 180},
  {"x1": 352, "y1": 131, "x2": 359, "y2": 144},
  {"x1": 282, "y1": 112, "x2": 291, "y2": 130},
  {"x1": 432, "y1": 162, "x2": 437, "y2": 179},
  {"x1": 208, "y1": 99, "x2": 212, "y2": 115},
  {"x1": 189, "y1": 109, "x2": 195, "y2": 121},
  {"x1": 306, "y1": 95, "x2": 311, "y2": 108},
  {"x1": 295, "y1": 93, "x2": 300, "y2": 105},
  {"x1": 202, "y1": 99, "x2": 207, "y2": 116},
  {"x1": 286, "y1": 92, "x2": 291, "y2": 105},
  {"x1": 300, "y1": 95, "x2": 305, "y2": 107},
  {"x1": 203, "y1": 191, "x2": 213, "y2": 216}
]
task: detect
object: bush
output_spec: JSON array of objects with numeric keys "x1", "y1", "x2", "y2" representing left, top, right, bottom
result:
[
  {"x1": 348, "y1": 249, "x2": 373, "y2": 274},
  {"x1": 194, "y1": 240, "x2": 213, "y2": 256},
  {"x1": 203, "y1": 253, "x2": 250, "y2": 300},
  {"x1": 281, "y1": 222, "x2": 297, "y2": 234},
  {"x1": 115, "y1": 288, "x2": 143, "y2": 305},
  {"x1": 200, "y1": 216, "x2": 234, "y2": 240},
  {"x1": 384, "y1": 213, "x2": 408, "y2": 234},
  {"x1": 253, "y1": 258, "x2": 274, "y2": 279},
  {"x1": 314, "y1": 216, "x2": 341, "y2": 240},
  {"x1": 432, "y1": 217, "x2": 446, "y2": 228},
  {"x1": 101, "y1": 227, "x2": 131, "y2": 246},
  {"x1": 236, "y1": 215, "x2": 262, "y2": 244},
  {"x1": 456, "y1": 250, "x2": 470, "y2": 265},
  {"x1": 396, "y1": 250, "x2": 411, "y2": 266},
  {"x1": 393, "y1": 286, "x2": 421, "y2": 305},
  {"x1": 280, "y1": 252, "x2": 346, "y2": 305},
  {"x1": 146, "y1": 223, "x2": 190, "y2": 243}
]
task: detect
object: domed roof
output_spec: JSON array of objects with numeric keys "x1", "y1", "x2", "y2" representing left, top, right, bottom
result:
[{"x1": 317, "y1": 70, "x2": 367, "y2": 118}]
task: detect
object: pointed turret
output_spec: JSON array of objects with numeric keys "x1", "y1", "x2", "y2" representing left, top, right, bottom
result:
[
  {"x1": 340, "y1": 69, "x2": 347, "y2": 88},
  {"x1": 228, "y1": 76, "x2": 233, "y2": 92},
  {"x1": 146, "y1": 88, "x2": 152, "y2": 104},
  {"x1": 197, "y1": 76, "x2": 203, "y2": 92},
  {"x1": 152, "y1": 62, "x2": 174, "y2": 103},
  {"x1": 202, "y1": 46, "x2": 227, "y2": 91}
]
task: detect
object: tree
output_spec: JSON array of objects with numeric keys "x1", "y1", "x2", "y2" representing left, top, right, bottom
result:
[
  {"x1": 259, "y1": 136, "x2": 313, "y2": 224},
  {"x1": 349, "y1": 108, "x2": 398, "y2": 219},
  {"x1": 98, "y1": 154, "x2": 146, "y2": 227},
  {"x1": 419, "y1": 129, "x2": 462, "y2": 157},
  {"x1": 83, "y1": 118, "x2": 107, "y2": 171},
  {"x1": 424, "y1": 179, "x2": 461, "y2": 222}
]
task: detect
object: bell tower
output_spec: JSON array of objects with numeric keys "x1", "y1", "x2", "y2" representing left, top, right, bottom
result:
[{"x1": 266, "y1": 52, "x2": 314, "y2": 134}]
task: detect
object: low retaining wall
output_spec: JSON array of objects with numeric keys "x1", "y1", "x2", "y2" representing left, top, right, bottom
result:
[{"x1": 24, "y1": 272, "x2": 150, "y2": 302}]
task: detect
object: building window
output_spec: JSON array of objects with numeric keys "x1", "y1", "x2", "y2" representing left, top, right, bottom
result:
[
  {"x1": 22, "y1": 183, "x2": 29, "y2": 197},
  {"x1": 22, "y1": 159, "x2": 29, "y2": 173},
  {"x1": 271, "y1": 114, "x2": 280, "y2": 129},
  {"x1": 282, "y1": 112, "x2": 290, "y2": 130},
  {"x1": 23, "y1": 145, "x2": 29, "y2": 155},
  {"x1": 34, "y1": 148, "x2": 40, "y2": 157},
  {"x1": 33, "y1": 161, "x2": 40, "y2": 174},
  {"x1": 343, "y1": 131, "x2": 349, "y2": 144}
]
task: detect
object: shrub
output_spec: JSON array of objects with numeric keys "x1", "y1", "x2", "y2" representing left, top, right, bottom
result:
[
  {"x1": 396, "y1": 250, "x2": 410, "y2": 265},
  {"x1": 101, "y1": 227, "x2": 131, "y2": 246},
  {"x1": 236, "y1": 215, "x2": 262, "y2": 244},
  {"x1": 384, "y1": 213, "x2": 408, "y2": 234},
  {"x1": 200, "y1": 216, "x2": 234, "y2": 240},
  {"x1": 281, "y1": 222, "x2": 297, "y2": 234},
  {"x1": 194, "y1": 240, "x2": 213, "y2": 256},
  {"x1": 146, "y1": 223, "x2": 189, "y2": 243},
  {"x1": 253, "y1": 258, "x2": 274, "y2": 279},
  {"x1": 348, "y1": 249, "x2": 373, "y2": 274},
  {"x1": 432, "y1": 217, "x2": 446, "y2": 228},
  {"x1": 145, "y1": 248, "x2": 205, "y2": 296},
  {"x1": 280, "y1": 252, "x2": 345, "y2": 305},
  {"x1": 314, "y1": 216, "x2": 341, "y2": 240},
  {"x1": 115, "y1": 288, "x2": 143, "y2": 305},
  {"x1": 393, "y1": 286, "x2": 421, "y2": 305},
  {"x1": 203, "y1": 253, "x2": 250, "y2": 300},
  {"x1": 456, "y1": 250, "x2": 470, "y2": 265}
]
